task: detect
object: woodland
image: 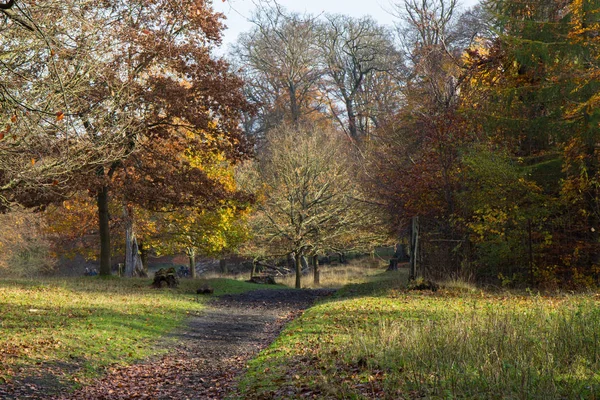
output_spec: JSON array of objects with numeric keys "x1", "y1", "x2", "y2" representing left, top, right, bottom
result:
[
  {"x1": 1, "y1": 0, "x2": 599, "y2": 289},
  {"x1": 2, "y1": 0, "x2": 600, "y2": 398}
]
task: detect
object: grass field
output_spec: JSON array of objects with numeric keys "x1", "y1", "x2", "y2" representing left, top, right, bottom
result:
[
  {"x1": 236, "y1": 271, "x2": 600, "y2": 399},
  {"x1": 0, "y1": 276, "x2": 275, "y2": 390},
  {"x1": 202, "y1": 258, "x2": 385, "y2": 289}
]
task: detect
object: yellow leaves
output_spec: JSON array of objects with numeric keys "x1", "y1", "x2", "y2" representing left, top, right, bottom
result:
[{"x1": 150, "y1": 203, "x2": 249, "y2": 257}]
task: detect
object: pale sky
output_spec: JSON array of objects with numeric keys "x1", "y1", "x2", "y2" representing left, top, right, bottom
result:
[{"x1": 213, "y1": 0, "x2": 482, "y2": 50}]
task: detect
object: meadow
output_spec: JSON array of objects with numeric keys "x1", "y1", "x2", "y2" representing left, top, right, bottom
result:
[
  {"x1": 0, "y1": 276, "x2": 266, "y2": 391},
  {"x1": 3, "y1": 262, "x2": 600, "y2": 399},
  {"x1": 236, "y1": 271, "x2": 600, "y2": 399}
]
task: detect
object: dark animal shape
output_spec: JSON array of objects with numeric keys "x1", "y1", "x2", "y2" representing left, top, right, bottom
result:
[{"x1": 195, "y1": 286, "x2": 214, "y2": 302}]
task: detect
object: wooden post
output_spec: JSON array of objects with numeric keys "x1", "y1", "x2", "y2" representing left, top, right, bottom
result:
[
  {"x1": 409, "y1": 216, "x2": 419, "y2": 281},
  {"x1": 313, "y1": 254, "x2": 320, "y2": 285}
]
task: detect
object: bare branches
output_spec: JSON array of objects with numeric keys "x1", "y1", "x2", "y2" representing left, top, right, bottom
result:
[{"x1": 243, "y1": 123, "x2": 385, "y2": 264}]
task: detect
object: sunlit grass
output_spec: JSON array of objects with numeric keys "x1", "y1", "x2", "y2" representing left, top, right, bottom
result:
[
  {"x1": 202, "y1": 257, "x2": 386, "y2": 289},
  {"x1": 0, "y1": 276, "x2": 275, "y2": 389},
  {"x1": 236, "y1": 271, "x2": 600, "y2": 399}
]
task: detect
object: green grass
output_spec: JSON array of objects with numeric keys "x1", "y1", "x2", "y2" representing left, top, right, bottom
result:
[
  {"x1": 0, "y1": 275, "x2": 278, "y2": 390},
  {"x1": 236, "y1": 270, "x2": 600, "y2": 399}
]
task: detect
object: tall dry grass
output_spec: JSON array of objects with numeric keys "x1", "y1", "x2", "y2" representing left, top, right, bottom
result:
[
  {"x1": 346, "y1": 294, "x2": 600, "y2": 398},
  {"x1": 201, "y1": 257, "x2": 386, "y2": 289}
]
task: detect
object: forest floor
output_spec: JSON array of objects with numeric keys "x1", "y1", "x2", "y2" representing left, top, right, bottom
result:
[{"x1": 41, "y1": 288, "x2": 335, "y2": 400}]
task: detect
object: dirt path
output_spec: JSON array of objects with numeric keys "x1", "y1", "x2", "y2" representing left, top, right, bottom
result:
[{"x1": 45, "y1": 288, "x2": 335, "y2": 400}]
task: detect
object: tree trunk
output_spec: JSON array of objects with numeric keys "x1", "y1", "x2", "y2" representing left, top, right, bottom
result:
[
  {"x1": 346, "y1": 98, "x2": 358, "y2": 140},
  {"x1": 132, "y1": 236, "x2": 145, "y2": 277},
  {"x1": 219, "y1": 258, "x2": 228, "y2": 274},
  {"x1": 301, "y1": 255, "x2": 309, "y2": 270},
  {"x1": 124, "y1": 206, "x2": 134, "y2": 278},
  {"x1": 97, "y1": 185, "x2": 111, "y2": 276},
  {"x1": 289, "y1": 83, "x2": 299, "y2": 126},
  {"x1": 188, "y1": 248, "x2": 196, "y2": 279},
  {"x1": 295, "y1": 252, "x2": 302, "y2": 289},
  {"x1": 251, "y1": 259, "x2": 257, "y2": 279},
  {"x1": 312, "y1": 254, "x2": 320, "y2": 285},
  {"x1": 139, "y1": 241, "x2": 148, "y2": 275},
  {"x1": 409, "y1": 216, "x2": 419, "y2": 281}
]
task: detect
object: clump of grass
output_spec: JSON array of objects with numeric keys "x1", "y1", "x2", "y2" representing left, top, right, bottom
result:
[{"x1": 436, "y1": 276, "x2": 478, "y2": 292}]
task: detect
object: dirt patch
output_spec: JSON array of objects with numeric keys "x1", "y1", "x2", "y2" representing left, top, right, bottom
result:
[{"x1": 0, "y1": 288, "x2": 334, "y2": 400}]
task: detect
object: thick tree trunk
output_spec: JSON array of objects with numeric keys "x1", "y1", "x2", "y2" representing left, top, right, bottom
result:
[
  {"x1": 312, "y1": 254, "x2": 320, "y2": 285},
  {"x1": 97, "y1": 185, "x2": 111, "y2": 276},
  {"x1": 295, "y1": 252, "x2": 302, "y2": 289},
  {"x1": 132, "y1": 236, "x2": 145, "y2": 277},
  {"x1": 123, "y1": 205, "x2": 145, "y2": 277},
  {"x1": 188, "y1": 248, "x2": 196, "y2": 279},
  {"x1": 219, "y1": 258, "x2": 228, "y2": 274}
]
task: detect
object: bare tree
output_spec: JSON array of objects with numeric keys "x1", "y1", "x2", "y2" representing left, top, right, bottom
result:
[
  {"x1": 244, "y1": 123, "x2": 384, "y2": 288},
  {"x1": 393, "y1": 0, "x2": 465, "y2": 111},
  {"x1": 233, "y1": 3, "x2": 323, "y2": 141},
  {"x1": 0, "y1": 0, "x2": 131, "y2": 213},
  {"x1": 317, "y1": 15, "x2": 401, "y2": 141}
]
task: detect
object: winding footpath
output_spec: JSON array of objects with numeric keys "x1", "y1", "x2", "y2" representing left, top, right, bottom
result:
[{"x1": 52, "y1": 288, "x2": 335, "y2": 400}]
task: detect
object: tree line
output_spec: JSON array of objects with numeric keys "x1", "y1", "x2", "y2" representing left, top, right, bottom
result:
[
  {"x1": 230, "y1": 0, "x2": 600, "y2": 289},
  {"x1": 1, "y1": 0, "x2": 599, "y2": 289}
]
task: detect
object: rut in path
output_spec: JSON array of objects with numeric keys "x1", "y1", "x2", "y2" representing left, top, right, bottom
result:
[{"x1": 51, "y1": 288, "x2": 336, "y2": 400}]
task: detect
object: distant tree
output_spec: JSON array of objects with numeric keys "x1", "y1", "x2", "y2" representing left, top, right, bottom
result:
[
  {"x1": 317, "y1": 15, "x2": 401, "y2": 141},
  {"x1": 233, "y1": 3, "x2": 322, "y2": 140},
  {"x1": 245, "y1": 124, "x2": 383, "y2": 288}
]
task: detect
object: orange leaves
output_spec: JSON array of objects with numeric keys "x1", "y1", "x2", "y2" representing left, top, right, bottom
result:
[{"x1": 55, "y1": 111, "x2": 64, "y2": 121}]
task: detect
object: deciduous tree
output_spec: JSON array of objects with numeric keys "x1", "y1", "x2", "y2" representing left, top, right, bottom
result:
[{"x1": 245, "y1": 124, "x2": 383, "y2": 288}]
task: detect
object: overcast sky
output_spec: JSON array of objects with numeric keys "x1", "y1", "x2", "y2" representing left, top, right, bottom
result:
[{"x1": 213, "y1": 0, "x2": 482, "y2": 50}]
